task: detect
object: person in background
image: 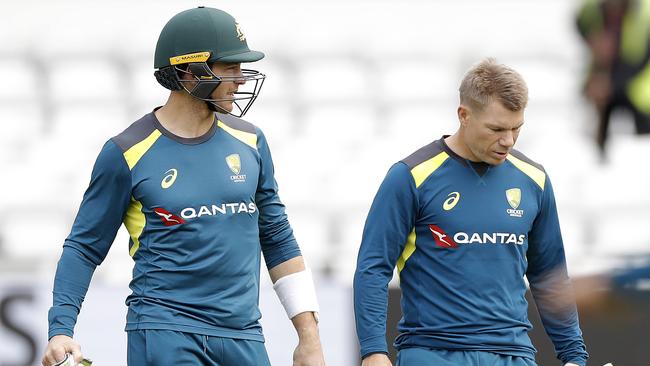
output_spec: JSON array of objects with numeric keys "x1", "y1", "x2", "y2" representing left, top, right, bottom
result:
[{"x1": 576, "y1": 0, "x2": 650, "y2": 157}]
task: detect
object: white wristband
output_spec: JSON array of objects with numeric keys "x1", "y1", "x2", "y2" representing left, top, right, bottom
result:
[{"x1": 272, "y1": 268, "x2": 320, "y2": 320}]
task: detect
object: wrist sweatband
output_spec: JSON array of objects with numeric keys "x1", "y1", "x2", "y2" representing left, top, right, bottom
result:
[{"x1": 273, "y1": 268, "x2": 320, "y2": 320}]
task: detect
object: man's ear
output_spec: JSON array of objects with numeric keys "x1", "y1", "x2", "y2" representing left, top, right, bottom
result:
[{"x1": 457, "y1": 104, "x2": 471, "y2": 127}]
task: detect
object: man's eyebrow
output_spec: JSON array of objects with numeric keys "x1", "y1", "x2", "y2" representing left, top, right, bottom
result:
[{"x1": 486, "y1": 122, "x2": 525, "y2": 129}]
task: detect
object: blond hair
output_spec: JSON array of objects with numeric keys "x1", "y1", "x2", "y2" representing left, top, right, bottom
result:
[{"x1": 458, "y1": 58, "x2": 528, "y2": 112}]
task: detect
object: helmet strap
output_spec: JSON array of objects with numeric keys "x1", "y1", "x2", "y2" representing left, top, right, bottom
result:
[{"x1": 206, "y1": 100, "x2": 230, "y2": 114}]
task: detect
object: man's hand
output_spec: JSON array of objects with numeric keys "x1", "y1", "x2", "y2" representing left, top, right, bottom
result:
[
  {"x1": 41, "y1": 335, "x2": 82, "y2": 366},
  {"x1": 292, "y1": 312, "x2": 325, "y2": 366},
  {"x1": 362, "y1": 353, "x2": 392, "y2": 366},
  {"x1": 292, "y1": 326, "x2": 325, "y2": 366}
]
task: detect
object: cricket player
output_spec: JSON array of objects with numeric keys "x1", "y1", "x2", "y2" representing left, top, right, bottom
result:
[
  {"x1": 354, "y1": 59, "x2": 588, "y2": 366},
  {"x1": 41, "y1": 7, "x2": 324, "y2": 366}
]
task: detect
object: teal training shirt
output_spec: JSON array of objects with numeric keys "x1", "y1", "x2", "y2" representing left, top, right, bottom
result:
[
  {"x1": 48, "y1": 111, "x2": 301, "y2": 341},
  {"x1": 354, "y1": 138, "x2": 588, "y2": 366}
]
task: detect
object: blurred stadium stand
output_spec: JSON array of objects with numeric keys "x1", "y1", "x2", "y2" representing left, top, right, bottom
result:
[{"x1": 1, "y1": 0, "x2": 649, "y2": 365}]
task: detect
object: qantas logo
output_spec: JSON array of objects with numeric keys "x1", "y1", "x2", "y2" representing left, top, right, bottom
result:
[
  {"x1": 429, "y1": 224, "x2": 526, "y2": 248},
  {"x1": 454, "y1": 232, "x2": 525, "y2": 245},
  {"x1": 429, "y1": 225, "x2": 458, "y2": 248},
  {"x1": 154, "y1": 208, "x2": 186, "y2": 226},
  {"x1": 180, "y1": 202, "x2": 257, "y2": 218},
  {"x1": 153, "y1": 201, "x2": 257, "y2": 226}
]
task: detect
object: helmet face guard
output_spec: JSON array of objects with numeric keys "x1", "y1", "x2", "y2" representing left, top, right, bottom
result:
[{"x1": 175, "y1": 63, "x2": 265, "y2": 117}]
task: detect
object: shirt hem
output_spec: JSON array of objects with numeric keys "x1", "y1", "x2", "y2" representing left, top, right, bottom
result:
[
  {"x1": 396, "y1": 344, "x2": 536, "y2": 360},
  {"x1": 125, "y1": 322, "x2": 265, "y2": 342}
]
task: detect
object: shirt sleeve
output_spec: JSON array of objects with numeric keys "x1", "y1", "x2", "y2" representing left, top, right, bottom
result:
[
  {"x1": 353, "y1": 162, "x2": 418, "y2": 358},
  {"x1": 255, "y1": 129, "x2": 302, "y2": 269},
  {"x1": 526, "y1": 176, "x2": 589, "y2": 366},
  {"x1": 47, "y1": 140, "x2": 131, "y2": 340}
]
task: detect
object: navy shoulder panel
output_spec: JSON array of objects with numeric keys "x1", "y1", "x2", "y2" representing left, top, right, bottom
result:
[
  {"x1": 112, "y1": 113, "x2": 157, "y2": 153},
  {"x1": 509, "y1": 149, "x2": 545, "y2": 172},
  {"x1": 401, "y1": 139, "x2": 446, "y2": 169},
  {"x1": 215, "y1": 112, "x2": 257, "y2": 134}
]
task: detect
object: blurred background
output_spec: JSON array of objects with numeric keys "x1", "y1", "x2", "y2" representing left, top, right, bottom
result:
[{"x1": 1, "y1": 0, "x2": 649, "y2": 365}]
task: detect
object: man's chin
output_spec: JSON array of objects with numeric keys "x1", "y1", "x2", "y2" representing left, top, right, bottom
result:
[
  {"x1": 485, "y1": 155, "x2": 507, "y2": 166},
  {"x1": 490, "y1": 151, "x2": 510, "y2": 164},
  {"x1": 211, "y1": 102, "x2": 234, "y2": 113}
]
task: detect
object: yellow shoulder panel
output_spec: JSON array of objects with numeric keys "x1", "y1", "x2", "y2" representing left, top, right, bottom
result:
[
  {"x1": 123, "y1": 130, "x2": 162, "y2": 170},
  {"x1": 506, "y1": 154, "x2": 546, "y2": 190},
  {"x1": 125, "y1": 198, "x2": 145, "y2": 257},
  {"x1": 217, "y1": 120, "x2": 257, "y2": 150},
  {"x1": 397, "y1": 228, "x2": 417, "y2": 274},
  {"x1": 410, "y1": 152, "x2": 449, "y2": 188}
]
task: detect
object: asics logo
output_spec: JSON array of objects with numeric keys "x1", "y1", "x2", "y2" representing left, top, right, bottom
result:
[
  {"x1": 443, "y1": 192, "x2": 460, "y2": 211},
  {"x1": 161, "y1": 169, "x2": 178, "y2": 189}
]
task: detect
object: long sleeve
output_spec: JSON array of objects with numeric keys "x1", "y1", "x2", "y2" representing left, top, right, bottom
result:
[
  {"x1": 353, "y1": 162, "x2": 418, "y2": 358},
  {"x1": 255, "y1": 130, "x2": 301, "y2": 269},
  {"x1": 526, "y1": 177, "x2": 588, "y2": 366},
  {"x1": 47, "y1": 140, "x2": 131, "y2": 339}
]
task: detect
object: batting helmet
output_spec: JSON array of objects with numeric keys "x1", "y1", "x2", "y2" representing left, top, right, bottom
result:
[{"x1": 154, "y1": 7, "x2": 265, "y2": 117}]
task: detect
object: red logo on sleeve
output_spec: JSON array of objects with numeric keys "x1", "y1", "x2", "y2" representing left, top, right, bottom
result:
[
  {"x1": 154, "y1": 208, "x2": 186, "y2": 226},
  {"x1": 428, "y1": 225, "x2": 458, "y2": 248}
]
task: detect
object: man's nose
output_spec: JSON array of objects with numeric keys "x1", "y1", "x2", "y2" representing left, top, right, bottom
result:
[
  {"x1": 234, "y1": 71, "x2": 246, "y2": 85},
  {"x1": 500, "y1": 131, "x2": 515, "y2": 147}
]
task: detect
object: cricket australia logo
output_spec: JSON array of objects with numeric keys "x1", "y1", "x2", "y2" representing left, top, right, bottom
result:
[
  {"x1": 506, "y1": 188, "x2": 524, "y2": 218},
  {"x1": 226, "y1": 153, "x2": 246, "y2": 183},
  {"x1": 235, "y1": 22, "x2": 246, "y2": 41}
]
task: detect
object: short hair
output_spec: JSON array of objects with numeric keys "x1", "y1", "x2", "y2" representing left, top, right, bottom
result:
[{"x1": 458, "y1": 58, "x2": 528, "y2": 112}]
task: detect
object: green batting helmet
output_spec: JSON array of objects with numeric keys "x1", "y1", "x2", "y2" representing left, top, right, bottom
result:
[
  {"x1": 154, "y1": 6, "x2": 264, "y2": 68},
  {"x1": 153, "y1": 6, "x2": 266, "y2": 117}
]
